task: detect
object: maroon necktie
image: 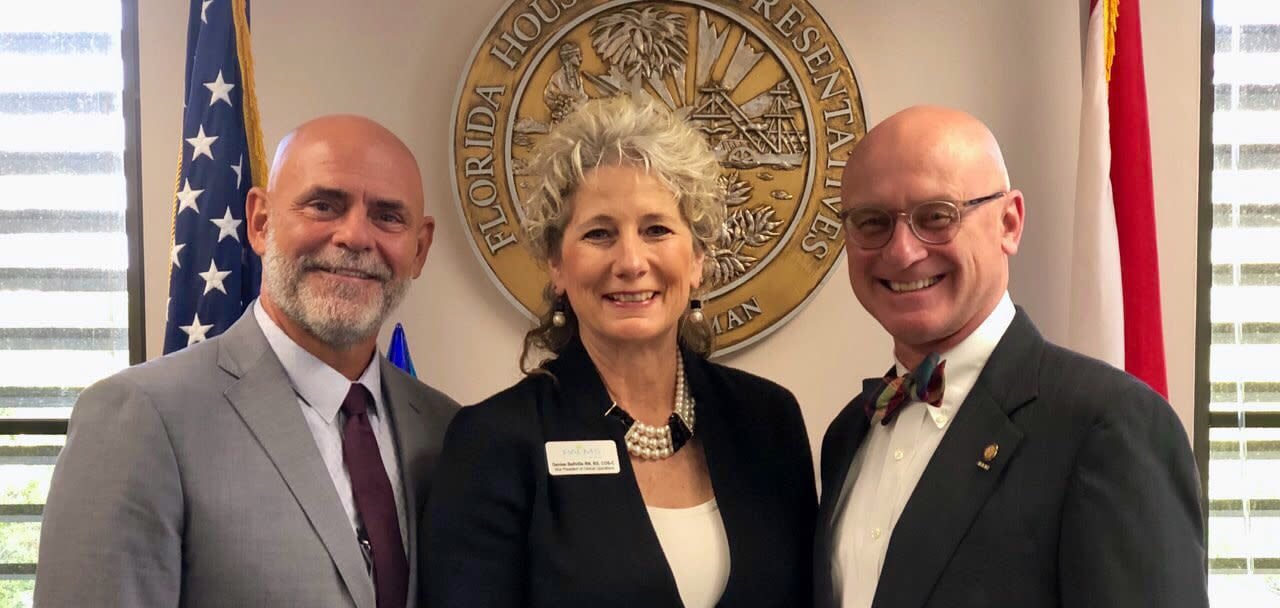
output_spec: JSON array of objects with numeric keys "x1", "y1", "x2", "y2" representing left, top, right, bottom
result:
[{"x1": 342, "y1": 384, "x2": 408, "y2": 608}]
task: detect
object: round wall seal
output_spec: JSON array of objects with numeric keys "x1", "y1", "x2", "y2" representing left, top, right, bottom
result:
[{"x1": 451, "y1": 0, "x2": 865, "y2": 355}]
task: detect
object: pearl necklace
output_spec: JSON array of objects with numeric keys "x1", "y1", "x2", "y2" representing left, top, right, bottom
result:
[{"x1": 604, "y1": 351, "x2": 696, "y2": 461}]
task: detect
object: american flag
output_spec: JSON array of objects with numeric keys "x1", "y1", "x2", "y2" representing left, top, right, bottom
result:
[{"x1": 163, "y1": 0, "x2": 266, "y2": 354}]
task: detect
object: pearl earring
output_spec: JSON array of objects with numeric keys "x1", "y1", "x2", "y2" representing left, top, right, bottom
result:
[
  {"x1": 552, "y1": 295, "x2": 567, "y2": 327},
  {"x1": 688, "y1": 298, "x2": 704, "y2": 323}
]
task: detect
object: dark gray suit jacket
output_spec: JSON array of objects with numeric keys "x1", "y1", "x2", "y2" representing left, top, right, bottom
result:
[
  {"x1": 815, "y1": 308, "x2": 1207, "y2": 608},
  {"x1": 35, "y1": 310, "x2": 458, "y2": 608}
]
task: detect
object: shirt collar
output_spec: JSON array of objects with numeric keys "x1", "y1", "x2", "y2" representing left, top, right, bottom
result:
[
  {"x1": 892, "y1": 292, "x2": 1016, "y2": 429},
  {"x1": 254, "y1": 300, "x2": 383, "y2": 424}
]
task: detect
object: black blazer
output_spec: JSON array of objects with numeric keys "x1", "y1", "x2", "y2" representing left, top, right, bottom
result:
[
  {"x1": 425, "y1": 339, "x2": 816, "y2": 607},
  {"x1": 814, "y1": 308, "x2": 1207, "y2": 608}
]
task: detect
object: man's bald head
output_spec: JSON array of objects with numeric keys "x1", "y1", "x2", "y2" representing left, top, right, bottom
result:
[
  {"x1": 845, "y1": 105, "x2": 1010, "y2": 202},
  {"x1": 267, "y1": 114, "x2": 424, "y2": 208}
]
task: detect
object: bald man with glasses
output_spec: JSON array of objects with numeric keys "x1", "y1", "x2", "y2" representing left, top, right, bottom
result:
[{"x1": 814, "y1": 105, "x2": 1207, "y2": 608}]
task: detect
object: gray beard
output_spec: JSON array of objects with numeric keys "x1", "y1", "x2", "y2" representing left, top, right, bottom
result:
[{"x1": 261, "y1": 231, "x2": 410, "y2": 348}]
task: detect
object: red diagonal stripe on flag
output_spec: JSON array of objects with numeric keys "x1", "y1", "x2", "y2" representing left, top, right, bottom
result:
[{"x1": 1109, "y1": 0, "x2": 1168, "y2": 397}]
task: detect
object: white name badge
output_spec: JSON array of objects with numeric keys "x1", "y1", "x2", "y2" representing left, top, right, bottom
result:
[{"x1": 545, "y1": 440, "x2": 621, "y2": 476}]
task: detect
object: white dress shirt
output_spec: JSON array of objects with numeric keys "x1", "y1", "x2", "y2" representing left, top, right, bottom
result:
[
  {"x1": 254, "y1": 302, "x2": 408, "y2": 552},
  {"x1": 646, "y1": 499, "x2": 731, "y2": 608},
  {"x1": 831, "y1": 293, "x2": 1015, "y2": 608}
]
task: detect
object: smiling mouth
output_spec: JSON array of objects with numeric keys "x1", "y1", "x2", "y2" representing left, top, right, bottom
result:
[
  {"x1": 882, "y1": 275, "x2": 943, "y2": 293},
  {"x1": 605, "y1": 291, "x2": 657, "y2": 303},
  {"x1": 314, "y1": 267, "x2": 383, "y2": 282}
]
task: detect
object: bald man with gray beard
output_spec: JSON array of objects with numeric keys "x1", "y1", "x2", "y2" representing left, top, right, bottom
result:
[{"x1": 36, "y1": 115, "x2": 458, "y2": 608}]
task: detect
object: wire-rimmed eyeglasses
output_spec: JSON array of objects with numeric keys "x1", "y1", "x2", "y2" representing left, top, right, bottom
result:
[{"x1": 837, "y1": 191, "x2": 1008, "y2": 249}]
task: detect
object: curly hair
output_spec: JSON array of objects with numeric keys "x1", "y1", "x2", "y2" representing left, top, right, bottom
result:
[{"x1": 519, "y1": 96, "x2": 725, "y2": 373}]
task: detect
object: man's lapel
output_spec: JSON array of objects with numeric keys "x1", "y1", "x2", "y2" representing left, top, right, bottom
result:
[
  {"x1": 818, "y1": 378, "x2": 879, "y2": 536},
  {"x1": 218, "y1": 312, "x2": 376, "y2": 608},
  {"x1": 871, "y1": 309, "x2": 1042, "y2": 608},
  {"x1": 379, "y1": 359, "x2": 425, "y2": 608},
  {"x1": 813, "y1": 377, "x2": 877, "y2": 608}
]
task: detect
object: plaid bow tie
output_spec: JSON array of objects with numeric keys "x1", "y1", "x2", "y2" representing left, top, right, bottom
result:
[{"x1": 864, "y1": 353, "x2": 946, "y2": 426}]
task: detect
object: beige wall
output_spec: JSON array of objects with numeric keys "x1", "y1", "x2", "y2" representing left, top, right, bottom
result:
[{"x1": 137, "y1": 0, "x2": 1202, "y2": 453}]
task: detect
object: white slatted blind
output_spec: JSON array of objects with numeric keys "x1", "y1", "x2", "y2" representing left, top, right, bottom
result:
[
  {"x1": 1208, "y1": 1, "x2": 1280, "y2": 605},
  {"x1": 0, "y1": 2, "x2": 132, "y2": 605}
]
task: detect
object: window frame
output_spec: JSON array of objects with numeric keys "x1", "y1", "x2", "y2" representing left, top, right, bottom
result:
[
  {"x1": 1195, "y1": 0, "x2": 1215, "y2": 536},
  {"x1": 122, "y1": 0, "x2": 146, "y2": 367}
]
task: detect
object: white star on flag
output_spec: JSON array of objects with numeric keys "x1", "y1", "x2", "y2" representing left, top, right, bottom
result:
[
  {"x1": 186, "y1": 125, "x2": 218, "y2": 161},
  {"x1": 170, "y1": 243, "x2": 186, "y2": 268},
  {"x1": 231, "y1": 154, "x2": 244, "y2": 189},
  {"x1": 204, "y1": 70, "x2": 236, "y2": 107},
  {"x1": 201, "y1": 0, "x2": 214, "y2": 23},
  {"x1": 180, "y1": 313, "x2": 214, "y2": 346},
  {"x1": 198, "y1": 259, "x2": 232, "y2": 295},
  {"x1": 210, "y1": 207, "x2": 243, "y2": 242},
  {"x1": 175, "y1": 179, "x2": 204, "y2": 215}
]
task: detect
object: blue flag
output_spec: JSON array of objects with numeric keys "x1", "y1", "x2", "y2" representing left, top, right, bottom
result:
[
  {"x1": 163, "y1": 0, "x2": 266, "y2": 354},
  {"x1": 388, "y1": 324, "x2": 417, "y2": 378}
]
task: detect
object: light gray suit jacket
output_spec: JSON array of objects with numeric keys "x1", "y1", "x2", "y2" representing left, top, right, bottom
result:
[{"x1": 34, "y1": 311, "x2": 459, "y2": 608}]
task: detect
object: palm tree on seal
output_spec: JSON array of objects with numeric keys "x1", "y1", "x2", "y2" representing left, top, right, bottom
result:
[{"x1": 590, "y1": 6, "x2": 688, "y2": 83}]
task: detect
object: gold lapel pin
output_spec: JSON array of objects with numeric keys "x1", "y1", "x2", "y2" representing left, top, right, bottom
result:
[{"x1": 976, "y1": 443, "x2": 999, "y2": 471}]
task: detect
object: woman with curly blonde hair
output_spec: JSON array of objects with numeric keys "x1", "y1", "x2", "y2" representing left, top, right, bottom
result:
[{"x1": 426, "y1": 96, "x2": 816, "y2": 608}]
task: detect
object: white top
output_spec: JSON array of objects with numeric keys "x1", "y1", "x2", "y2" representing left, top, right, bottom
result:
[
  {"x1": 254, "y1": 302, "x2": 408, "y2": 552},
  {"x1": 831, "y1": 293, "x2": 1016, "y2": 608},
  {"x1": 646, "y1": 499, "x2": 731, "y2": 608}
]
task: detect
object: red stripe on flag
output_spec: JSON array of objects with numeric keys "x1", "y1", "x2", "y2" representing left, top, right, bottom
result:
[{"x1": 1108, "y1": 0, "x2": 1168, "y2": 397}]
